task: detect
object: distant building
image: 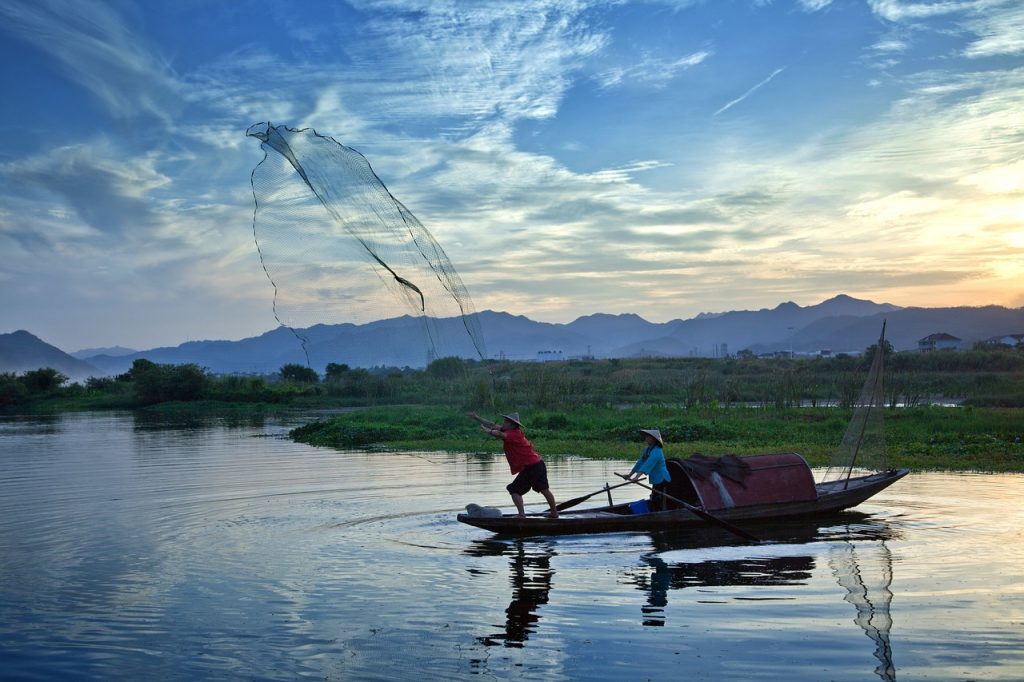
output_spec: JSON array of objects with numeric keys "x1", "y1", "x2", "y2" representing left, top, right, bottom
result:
[
  {"x1": 983, "y1": 334, "x2": 1024, "y2": 348},
  {"x1": 536, "y1": 350, "x2": 563, "y2": 362},
  {"x1": 918, "y1": 333, "x2": 961, "y2": 352}
]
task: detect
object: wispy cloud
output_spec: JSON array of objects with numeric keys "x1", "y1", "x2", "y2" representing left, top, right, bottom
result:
[
  {"x1": 713, "y1": 67, "x2": 786, "y2": 116},
  {"x1": 866, "y1": 0, "x2": 1024, "y2": 58},
  {"x1": 339, "y1": 0, "x2": 607, "y2": 124},
  {"x1": 797, "y1": 0, "x2": 834, "y2": 11},
  {"x1": 867, "y1": 1, "x2": 974, "y2": 22},
  {"x1": 963, "y1": 2, "x2": 1024, "y2": 57},
  {"x1": 2, "y1": 141, "x2": 171, "y2": 238},
  {"x1": 594, "y1": 50, "x2": 712, "y2": 89},
  {"x1": 870, "y1": 37, "x2": 911, "y2": 53},
  {"x1": 0, "y1": 0, "x2": 182, "y2": 122}
]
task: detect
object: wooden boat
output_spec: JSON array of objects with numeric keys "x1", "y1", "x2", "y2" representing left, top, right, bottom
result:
[
  {"x1": 457, "y1": 454, "x2": 908, "y2": 536},
  {"x1": 459, "y1": 322, "x2": 907, "y2": 538}
]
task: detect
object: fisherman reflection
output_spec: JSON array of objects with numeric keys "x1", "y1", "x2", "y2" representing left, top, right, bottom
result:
[
  {"x1": 641, "y1": 557, "x2": 672, "y2": 626},
  {"x1": 628, "y1": 527, "x2": 820, "y2": 626},
  {"x1": 629, "y1": 554, "x2": 814, "y2": 627},
  {"x1": 478, "y1": 541, "x2": 556, "y2": 647}
]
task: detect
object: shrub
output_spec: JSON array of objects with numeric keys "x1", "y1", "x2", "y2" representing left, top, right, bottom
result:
[
  {"x1": 20, "y1": 368, "x2": 69, "y2": 394},
  {"x1": 0, "y1": 372, "x2": 27, "y2": 406},
  {"x1": 427, "y1": 356, "x2": 465, "y2": 380},
  {"x1": 130, "y1": 359, "x2": 210, "y2": 405},
  {"x1": 279, "y1": 364, "x2": 319, "y2": 383}
]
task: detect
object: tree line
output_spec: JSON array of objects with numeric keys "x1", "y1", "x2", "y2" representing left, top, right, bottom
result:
[{"x1": 3, "y1": 344, "x2": 1023, "y2": 411}]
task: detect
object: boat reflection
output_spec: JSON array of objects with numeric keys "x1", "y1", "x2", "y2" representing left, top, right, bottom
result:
[
  {"x1": 631, "y1": 518, "x2": 876, "y2": 623},
  {"x1": 637, "y1": 516, "x2": 899, "y2": 680},
  {"x1": 468, "y1": 514, "x2": 899, "y2": 679}
]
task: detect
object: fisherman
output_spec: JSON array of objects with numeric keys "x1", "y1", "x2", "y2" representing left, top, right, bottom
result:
[
  {"x1": 466, "y1": 411, "x2": 558, "y2": 518},
  {"x1": 625, "y1": 428, "x2": 671, "y2": 511}
]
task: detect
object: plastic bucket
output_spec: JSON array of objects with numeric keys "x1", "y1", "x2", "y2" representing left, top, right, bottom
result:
[{"x1": 628, "y1": 499, "x2": 649, "y2": 515}]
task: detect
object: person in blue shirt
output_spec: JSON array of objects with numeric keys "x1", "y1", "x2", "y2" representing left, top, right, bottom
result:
[{"x1": 626, "y1": 428, "x2": 671, "y2": 511}]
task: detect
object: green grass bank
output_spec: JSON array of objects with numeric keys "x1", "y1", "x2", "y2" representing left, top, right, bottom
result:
[{"x1": 290, "y1": 404, "x2": 1024, "y2": 473}]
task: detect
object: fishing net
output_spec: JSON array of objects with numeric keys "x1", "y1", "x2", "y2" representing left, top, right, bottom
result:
[
  {"x1": 246, "y1": 123, "x2": 486, "y2": 369},
  {"x1": 823, "y1": 323, "x2": 888, "y2": 483}
]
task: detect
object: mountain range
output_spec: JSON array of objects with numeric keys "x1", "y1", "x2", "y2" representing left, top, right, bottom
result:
[{"x1": 3, "y1": 295, "x2": 1022, "y2": 380}]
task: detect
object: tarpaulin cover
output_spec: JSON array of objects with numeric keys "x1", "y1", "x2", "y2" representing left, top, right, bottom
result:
[{"x1": 683, "y1": 453, "x2": 818, "y2": 511}]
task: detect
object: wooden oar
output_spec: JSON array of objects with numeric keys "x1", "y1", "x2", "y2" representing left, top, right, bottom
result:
[
  {"x1": 555, "y1": 479, "x2": 635, "y2": 511},
  {"x1": 614, "y1": 472, "x2": 760, "y2": 543}
]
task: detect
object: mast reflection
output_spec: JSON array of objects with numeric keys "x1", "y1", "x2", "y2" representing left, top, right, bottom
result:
[{"x1": 829, "y1": 538, "x2": 896, "y2": 681}]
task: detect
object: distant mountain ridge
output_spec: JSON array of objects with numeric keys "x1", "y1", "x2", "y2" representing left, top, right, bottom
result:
[
  {"x1": 3, "y1": 295, "x2": 1023, "y2": 378},
  {"x1": 0, "y1": 330, "x2": 99, "y2": 381},
  {"x1": 70, "y1": 345, "x2": 137, "y2": 359}
]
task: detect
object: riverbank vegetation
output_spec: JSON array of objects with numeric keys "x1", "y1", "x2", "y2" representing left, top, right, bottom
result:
[
  {"x1": 3, "y1": 348, "x2": 1023, "y2": 471},
  {"x1": 289, "y1": 404, "x2": 1023, "y2": 473}
]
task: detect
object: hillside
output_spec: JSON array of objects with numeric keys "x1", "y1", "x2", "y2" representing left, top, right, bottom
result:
[
  {"x1": 4, "y1": 295, "x2": 1022, "y2": 378},
  {"x1": 0, "y1": 331, "x2": 99, "y2": 381}
]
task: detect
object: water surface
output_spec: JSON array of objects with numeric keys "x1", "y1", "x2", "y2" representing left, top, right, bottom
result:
[{"x1": 1, "y1": 411, "x2": 1022, "y2": 680}]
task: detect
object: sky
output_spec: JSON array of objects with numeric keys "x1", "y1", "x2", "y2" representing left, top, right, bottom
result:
[{"x1": 1, "y1": 0, "x2": 1022, "y2": 353}]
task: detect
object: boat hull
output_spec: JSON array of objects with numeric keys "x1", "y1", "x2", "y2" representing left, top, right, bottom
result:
[{"x1": 457, "y1": 469, "x2": 909, "y2": 537}]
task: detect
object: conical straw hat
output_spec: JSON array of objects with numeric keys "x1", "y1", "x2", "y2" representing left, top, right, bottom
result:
[
  {"x1": 639, "y1": 428, "x2": 663, "y2": 446},
  {"x1": 502, "y1": 412, "x2": 523, "y2": 427}
]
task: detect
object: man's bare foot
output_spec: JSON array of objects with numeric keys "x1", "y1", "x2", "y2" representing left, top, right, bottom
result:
[{"x1": 546, "y1": 510, "x2": 559, "y2": 518}]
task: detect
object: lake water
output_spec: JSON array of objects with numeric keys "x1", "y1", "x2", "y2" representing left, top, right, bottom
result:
[{"x1": 1, "y1": 411, "x2": 1022, "y2": 681}]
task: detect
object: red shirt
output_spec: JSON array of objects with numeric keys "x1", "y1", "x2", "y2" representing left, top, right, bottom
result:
[{"x1": 502, "y1": 428, "x2": 542, "y2": 474}]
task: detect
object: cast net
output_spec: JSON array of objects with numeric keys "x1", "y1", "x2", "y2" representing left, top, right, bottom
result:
[
  {"x1": 246, "y1": 123, "x2": 486, "y2": 369},
  {"x1": 822, "y1": 321, "x2": 888, "y2": 483}
]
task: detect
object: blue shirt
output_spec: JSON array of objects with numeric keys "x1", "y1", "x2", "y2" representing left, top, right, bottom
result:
[{"x1": 631, "y1": 445, "x2": 671, "y2": 486}]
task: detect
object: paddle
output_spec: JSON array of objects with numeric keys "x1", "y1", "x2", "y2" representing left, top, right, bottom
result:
[
  {"x1": 555, "y1": 479, "x2": 635, "y2": 512},
  {"x1": 614, "y1": 472, "x2": 760, "y2": 543}
]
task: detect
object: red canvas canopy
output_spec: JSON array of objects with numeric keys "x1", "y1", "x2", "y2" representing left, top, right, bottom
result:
[{"x1": 679, "y1": 453, "x2": 818, "y2": 511}]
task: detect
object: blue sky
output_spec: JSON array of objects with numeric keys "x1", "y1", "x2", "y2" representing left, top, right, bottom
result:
[{"x1": 1, "y1": 0, "x2": 1022, "y2": 352}]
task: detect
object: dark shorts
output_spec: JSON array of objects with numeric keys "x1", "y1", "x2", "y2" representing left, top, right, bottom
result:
[
  {"x1": 650, "y1": 482, "x2": 669, "y2": 511},
  {"x1": 507, "y1": 460, "x2": 550, "y2": 495}
]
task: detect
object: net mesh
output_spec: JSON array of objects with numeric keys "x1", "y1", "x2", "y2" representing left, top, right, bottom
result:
[
  {"x1": 246, "y1": 123, "x2": 486, "y2": 368},
  {"x1": 823, "y1": 322, "x2": 888, "y2": 482}
]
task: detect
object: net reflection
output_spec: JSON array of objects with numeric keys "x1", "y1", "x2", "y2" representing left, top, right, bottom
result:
[{"x1": 466, "y1": 540, "x2": 557, "y2": 648}]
